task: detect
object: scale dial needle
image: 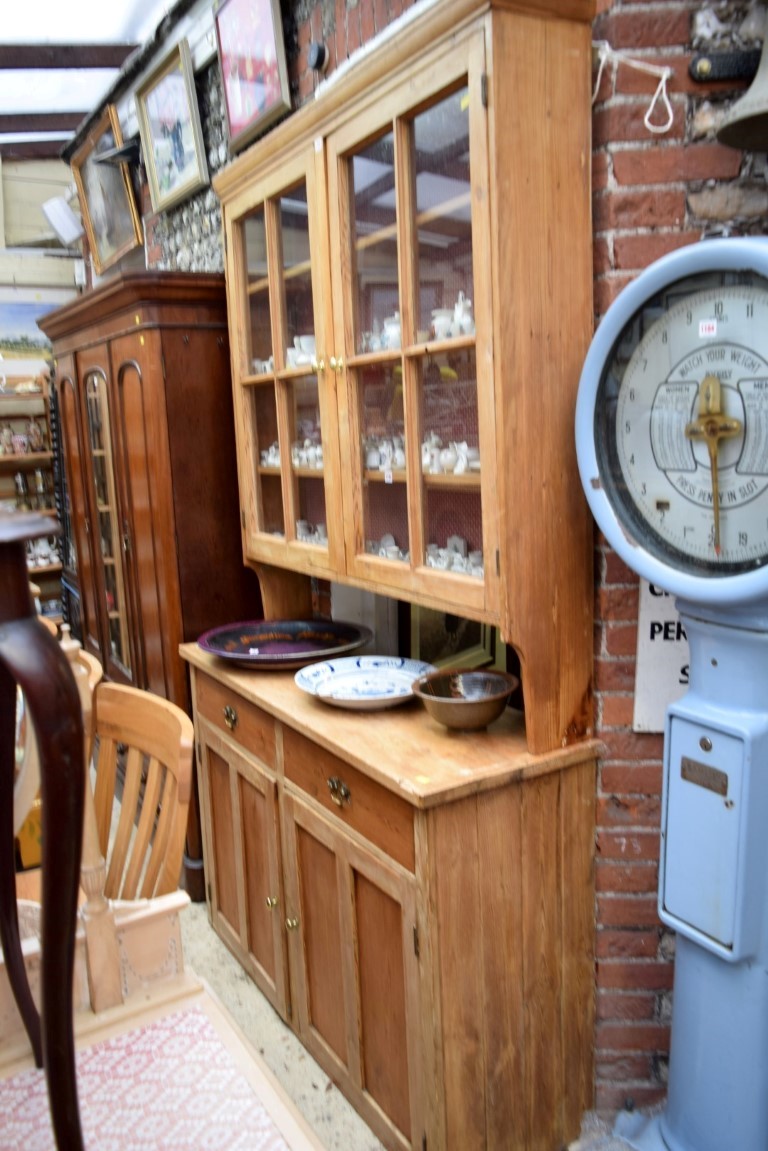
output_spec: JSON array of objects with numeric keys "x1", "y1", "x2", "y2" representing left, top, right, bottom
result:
[{"x1": 684, "y1": 374, "x2": 742, "y2": 556}]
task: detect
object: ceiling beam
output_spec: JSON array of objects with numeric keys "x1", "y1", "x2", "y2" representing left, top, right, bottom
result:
[
  {"x1": 0, "y1": 44, "x2": 137, "y2": 70},
  {"x1": 0, "y1": 113, "x2": 84, "y2": 133},
  {"x1": 0, "y1": 140, "x2": 68, "y2": 160}
]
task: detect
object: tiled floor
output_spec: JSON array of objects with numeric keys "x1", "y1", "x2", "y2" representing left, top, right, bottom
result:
[
  {"x1": 180, "y1": 900, "x2": 644, "y2": 1151},
  {"x1": 180, "y1": 900, "x2": 385, "y2": 1151}
]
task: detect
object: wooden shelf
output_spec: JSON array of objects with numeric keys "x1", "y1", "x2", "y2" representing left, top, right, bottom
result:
[
  {"x1": 0, "y1": 451, "x2": 53, "y2": 471},
  {"x1": 292, "y1": 466, "x2": 324, "y2": 479},
  {"x1": 27, "y1": 563, "x2": 63, "y2": 576},
  {"x1": 424, "y1": 471, "x2": 481, "y2": 488}
]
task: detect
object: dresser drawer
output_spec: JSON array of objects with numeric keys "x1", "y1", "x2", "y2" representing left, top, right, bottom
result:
[
  {"x1": 195, "y1": 673, "x2": 276, "y2": 768},
  {"x1": 282, "y1": 726, "x2": 415, "y2": 872}
]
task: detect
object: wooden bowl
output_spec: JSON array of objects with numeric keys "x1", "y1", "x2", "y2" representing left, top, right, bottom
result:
[{"x1": 411, "y1": 668, "x2": 519, "y2": 731}]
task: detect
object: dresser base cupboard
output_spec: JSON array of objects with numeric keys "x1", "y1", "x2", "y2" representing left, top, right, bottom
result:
[{"x1": 183, "y1": 645, "x2": 597, "y2": 1151}]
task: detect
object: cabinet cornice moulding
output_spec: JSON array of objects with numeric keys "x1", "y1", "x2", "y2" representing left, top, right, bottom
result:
[{"x1": 212, "y1": 0, "x2": 596, "y2": 204}]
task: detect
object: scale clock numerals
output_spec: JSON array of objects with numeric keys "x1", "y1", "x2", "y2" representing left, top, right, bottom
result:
[{"x1": 577, "y1": 238, "x2": 768, "y2": 602}]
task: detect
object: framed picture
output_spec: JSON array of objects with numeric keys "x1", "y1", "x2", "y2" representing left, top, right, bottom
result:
[
  {"x1": 70, "y1": 106, "x2": 143, "y2": 276},
  {"x1": 409, "y1": 605, "x2": 503, "y2": 670},
  {"x1": 214, "y1": 0, "x2": 291, "y2": 155},
  {"x1": 136, "y1": 39, "x2": 209, "y2": 214}
]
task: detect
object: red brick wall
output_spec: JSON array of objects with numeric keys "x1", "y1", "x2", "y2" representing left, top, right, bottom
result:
[{"x1": 591, "y1": 0, "x2": 764, "y2": 1116}]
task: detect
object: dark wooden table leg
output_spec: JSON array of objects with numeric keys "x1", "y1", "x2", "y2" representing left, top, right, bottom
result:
[{"x1": 0, "y1": 512, "x2": 85, "y2": 1151}]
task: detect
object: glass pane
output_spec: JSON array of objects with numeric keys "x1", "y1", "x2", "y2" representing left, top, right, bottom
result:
[
  {"x1": 244, "y1": 206, "x2": 273, "y2": 374},
  {"x1": 251, "y1": 386, "x2": 284, "y2": 536},
  {"x1": 419, "y1": 349, "x2": 483, "y2": 576},
  {"x1": 278, "y1": 182, "x2": 316, "y2": 368},
  {"x1": 350, "y1": 131, "x2": 400, "y2": 355},
  {"x1": 84, "y1": 370, "x2": 132, "y2": 672},
  {"x1": 411, "y1": 87, "x2": 475, "y2": 342},
  {"x1": 359, "y1": 365, "x2": 408, "y2": 561},
  {"x1": 288, "y1": 374, "x2": 326, "y2": 545}
]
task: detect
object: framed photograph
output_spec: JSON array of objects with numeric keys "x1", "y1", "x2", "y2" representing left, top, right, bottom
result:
[
  {"x1": 70, "y1": 106, "x2": 143, "y2": 276},
  {"x1": 214, "y1": 0, "x2": 291, "y2": 155},
  {"x1": 136, "y1": 39, "x2": 209, "y2": 214}
]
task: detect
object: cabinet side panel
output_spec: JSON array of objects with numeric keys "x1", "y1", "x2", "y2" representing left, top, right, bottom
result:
[
  {"x1": 295, "y1": 826, "x2": 347, "y2": 1062},
  {"x1": 560, "y1": 758, "x2": 597, "y2": 1134},
  {"x1": 476, "y1": 785, "x2": 527, "y2": 1149},
  {"x1": 208, "y1": 748, "x2": 239, "y2": 932},
  {"x1": 488, "y1": 9, "x2": 594, "y2": 753},
  {"x1": 161, "y1": 324, "x2": 263, "y2": 639},
  {"x1": 430, "y1": 797, "x2": 487, "y2": 1149},
  {"x1": 520, "y1": 771, "x2": 565, "y2": 1151},
  {"x1": 356, "y1": 873, "x2": 411, "y2": 1141}
]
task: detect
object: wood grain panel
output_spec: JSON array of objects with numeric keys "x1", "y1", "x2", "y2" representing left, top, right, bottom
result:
[
  {"x1": 207, "y1": 747, "x2": 238, "y2": 934},
  {"x1": 294, "y1": 823, "x2": 347, "y2": 1063},
  {"x1": 356, "y1": 873, "x2": 411, "y2": 1139},
  {"x1": 521, "y1": 771, "x2": 564, "y2": 1151},
  {"x1": 283, "y1": 726, "x2": 415, "y2": 871},
  {"x1": 195, "y1": 672, "x2": 276, "y2": 767},
  {"x1": 477, "y1": 786, "x2": 527, "y2": 1149},
  {"x1": 560, "y1": 759, "x2": 597, "y2": 1136},
  {"x1": 240, "y1": 771, "x2": 278, "y2": 982},
  {"x1": 430, "y1": 797, "x2": 487, "y2": 1150}
]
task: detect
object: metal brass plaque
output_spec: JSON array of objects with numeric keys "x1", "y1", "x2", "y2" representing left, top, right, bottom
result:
[{"x1": 681, "y1": 756, "x2": 728, "y2": 797}]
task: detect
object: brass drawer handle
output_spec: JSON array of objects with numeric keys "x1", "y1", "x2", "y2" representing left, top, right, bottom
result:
[
  {"x1": 223, "y1": 704, "x2": 238, "y2": 731},
  {"x1": 285, "y1": 917, "x2": 299, "y2": 931},
  {"x1": 265, "y1": 896, "x2": 278, "y2": 909},
  {"x1": 327, "y1": 776, "x2": 351, "y2": 807}
]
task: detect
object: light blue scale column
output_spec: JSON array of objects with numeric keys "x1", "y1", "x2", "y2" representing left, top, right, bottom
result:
[{"x1": 617, "y1": 599, "x2": 768, "y2": 1151}]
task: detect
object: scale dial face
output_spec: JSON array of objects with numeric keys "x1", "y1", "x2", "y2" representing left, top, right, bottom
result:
[{"x1": 594, "y1": 268, "x2": 768, "y2": 580}]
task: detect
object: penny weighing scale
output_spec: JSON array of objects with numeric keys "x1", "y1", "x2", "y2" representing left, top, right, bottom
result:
[{"x1": 575, "y1": 237, "x2": 768, "y2": 1151}]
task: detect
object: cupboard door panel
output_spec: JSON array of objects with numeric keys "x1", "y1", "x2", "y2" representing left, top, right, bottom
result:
[
  {"x1": 240, "y1": 767, "x2": 281, "y2": 987},
  {"x1": 207, "y1": 746, "x2": 239, "y2": 934},
  {"x1": 357, "y1": 872, "x2": 411, "y2": 1140},
  {"x1": 283, "y1": 791, "x2": 421, "y2": 1150},
  {"x1": 294, "y1": 823, "x2": 347, "y2": 1062}
]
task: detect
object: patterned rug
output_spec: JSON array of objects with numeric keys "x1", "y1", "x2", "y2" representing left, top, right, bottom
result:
[{"x1": 0, "y1": 1005, "x2": 298, "y2": 1150}]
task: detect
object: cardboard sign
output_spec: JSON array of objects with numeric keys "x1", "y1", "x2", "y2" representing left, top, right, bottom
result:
[{"x1": 632, "y1": 579, "x2": 690, "y2": 732}]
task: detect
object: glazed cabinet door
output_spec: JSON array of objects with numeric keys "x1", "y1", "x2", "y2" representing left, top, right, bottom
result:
[
  {"x1": 327, "y1": 29, "x2": 498, "y2": 619},
  {"x1": 53, "y1": 353, "x2": 101, "y2": 660},
  {"x1": 75, "y1": 345, "x2": 136, "y2": 682},
  {"x1": 282, "y1": 791, "x2": 422, "y2": 1151},
  {"x1": 225, "y1": 146, "x2": 342, "y2": 580},
  {"x1": 196, "y1": 717, "x2": 289, "y2": 1019}
]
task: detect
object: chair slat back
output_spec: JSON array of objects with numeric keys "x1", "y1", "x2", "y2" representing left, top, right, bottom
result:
[{"x1": 91, "y1": 683, "x2": 194, "y2": 901}]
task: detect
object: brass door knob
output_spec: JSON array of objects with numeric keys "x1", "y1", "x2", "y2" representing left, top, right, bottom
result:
[
  {"x1": 327, "y1": 776, "x2": 351, "y2": 807},
  {"x1": 285, "y1": 917, "x2": 299, "y2": 931},
  {"x1": 265, "y1": 896, "x2": 278, "y2": 909},
  {"x1": 329, "y1": 355, "x2": 344, "y2": 373}
]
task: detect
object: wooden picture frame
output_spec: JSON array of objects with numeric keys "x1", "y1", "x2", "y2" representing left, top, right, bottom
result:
[
  {"x1": 70, "y1": 106, "x2": 142, "y2": 276},
  {"x1": 136, "y1": 39, "x2": 209, "y2": 214},
  {"x1": 214, "y1": 0, "x2": 291, "y2": 155}
]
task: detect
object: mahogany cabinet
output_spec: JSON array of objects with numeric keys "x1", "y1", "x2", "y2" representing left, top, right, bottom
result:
[
  {"x1": 39, "y1": 272, "x2": 261, "y2": 703},
  {"x1": 40, "y1": 273, "x2": 262, "y2": 894},
  {"x1": 184, "y1": 643, "x2": 597, "y2": 1151}
]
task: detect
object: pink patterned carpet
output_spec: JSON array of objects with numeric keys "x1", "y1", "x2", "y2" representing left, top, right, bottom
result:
[{"x1": 0, "y1": 1006, "x2": 293, "y2": 1150}]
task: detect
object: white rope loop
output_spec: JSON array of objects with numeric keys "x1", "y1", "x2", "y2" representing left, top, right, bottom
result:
[{"x1": 592, "y1": 39, "x2": 674, "y2": 135}]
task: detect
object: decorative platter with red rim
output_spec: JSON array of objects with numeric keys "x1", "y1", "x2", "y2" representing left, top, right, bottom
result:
[{"x1": 197, "y1": 619, "x2": 372, "y2": 669}]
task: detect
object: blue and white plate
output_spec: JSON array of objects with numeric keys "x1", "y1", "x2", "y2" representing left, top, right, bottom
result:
[{"x1": 294, "y1": 656, "x2": 435, "y2": 711}]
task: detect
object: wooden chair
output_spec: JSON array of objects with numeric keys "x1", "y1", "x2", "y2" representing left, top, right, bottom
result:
[
  {"x1": 90, "y1": 682, "x2": 194, "y2": 902},
  {"x1": 0, "y1": 512, "x2": 85, "y2": 1150}
]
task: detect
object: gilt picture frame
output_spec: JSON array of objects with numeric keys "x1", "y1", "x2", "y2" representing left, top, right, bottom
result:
[
  {"x1": 214, "y1": 0, "x2": 291, "y2": 155},
  {"x1": 70, "y1": 106, "x2": 142, "y2": 276},
  {"x1": 136, "y1": 39, "x2": 209, "y2": 214}
]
